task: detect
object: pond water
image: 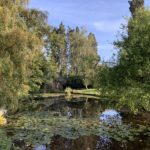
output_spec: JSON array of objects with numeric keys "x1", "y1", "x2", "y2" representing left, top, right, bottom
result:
[{"x1": 0, "y1": 95, "x2": 150, "y2": 150}]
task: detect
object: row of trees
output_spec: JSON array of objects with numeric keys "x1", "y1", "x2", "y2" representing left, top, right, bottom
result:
[
  {"x1": 0, "y1": 0, "x2": 100, "y2": 103},
  {"x1": 46, "y1": 24, "x2": 100, "y2": 89}
]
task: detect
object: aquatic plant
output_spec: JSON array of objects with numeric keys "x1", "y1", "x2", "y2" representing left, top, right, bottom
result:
[
  {"x1": 5, "y1": 110, "x2": 149, "y2": 148},
  {"x1": 0, "y1": 129, "x2": 12, "y2": 150},
  {"x1": 1, "y1": 97, "x2": 149, "y2": 149}
]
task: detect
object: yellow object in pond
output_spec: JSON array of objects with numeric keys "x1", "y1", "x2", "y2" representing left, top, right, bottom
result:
[{"x1": 0, "y1": 115, "x2": 7, "y2": 125}]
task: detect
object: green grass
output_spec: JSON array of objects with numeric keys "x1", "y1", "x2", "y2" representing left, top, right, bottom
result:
[
  {"x1": 33, "y1": 89, "x2": 100, "y2": 100},
  {"x1": 33, "y1": 93, "x2": 65, "y2": 99},
  {"x1": 72, "y1": 89, "x2": 100, "y2": 96}
]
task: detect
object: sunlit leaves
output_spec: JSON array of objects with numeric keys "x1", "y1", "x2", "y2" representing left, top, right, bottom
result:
[{"x1": 0, "y1": 0, "x2": 44, "y2": 103}]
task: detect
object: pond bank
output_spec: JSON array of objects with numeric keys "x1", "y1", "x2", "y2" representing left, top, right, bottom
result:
[{"x1": 71, "y1": 89, "x2": 100, "y2": 96}]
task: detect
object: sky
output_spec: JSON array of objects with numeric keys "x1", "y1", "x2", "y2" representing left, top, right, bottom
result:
[{"x1": 29, "y1": 0, "x2": 150, "y2": 61}]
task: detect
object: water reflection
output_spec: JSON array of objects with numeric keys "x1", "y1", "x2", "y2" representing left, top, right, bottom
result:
[
  {"x1": 50, "y1": 135, "x2": 150, "y2": 150},
  {"x1": 96, "y1": 135, "x2": 112, "y2": 150},
  {"x1": 67, "y1": 107, "x2": 83, "y2": 119},
  {"x1": 64, "y1": 98, "x2": 104, "y2": 119},
  {"x1": 65, "y1": 108, "x2": 123, "y2": 150},
  {"x1": 100, "y1": 109, "x2": 122, "y2": 125},
  {"x1": 35, "y1": 145, "x2": 47, "y2": 150},
  {"x1": 64, "y1": 139, "x2": 72, "y2": 150},
  {"x1": 0, "y1": 96, "x2": 150, "y2": 150},
  {"x1": 67, "y1": 108, "x2": 73, "y2": 119},
  {"x1": 50, "y1": 136, "x2": 98, "y2": 150},
  {"x1": 96, "y1": 109, "x2": 122, "y2": 150}
]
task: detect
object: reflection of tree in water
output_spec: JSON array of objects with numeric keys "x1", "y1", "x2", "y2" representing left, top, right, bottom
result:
[
  {"x1": 67, "y1": 107, "x2": 82, "y2": 119},
  {"x1": 66, "y1": 101, "x2": 84, "y2": 119},
  {"x1": 64, "y1": 139, "x2": 72, "y2": 150},
  {"x1": 67, "y1": 99, "x2": 104, "y2": 119},
  {"x1": 67, "y1": 107, "x2": 73, "y2": 119},
  {"x1": 84, "y1": 98, "x2": 102, "y2": 118}
]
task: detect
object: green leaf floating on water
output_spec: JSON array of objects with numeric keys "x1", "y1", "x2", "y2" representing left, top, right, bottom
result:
[
  {"x1": 1, "y1": 111, "x2": 148, "y2": 148},
  {"x1": 0, "y1": 129, "x2": 12, "y2": 150}
]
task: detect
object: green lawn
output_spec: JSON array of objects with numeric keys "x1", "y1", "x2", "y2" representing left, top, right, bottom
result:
[
  {"x1": 72, "y1": 89, "x2": 100, "y2": 96},
  {"x1": 34, "y1": 89, "x2": 100, "y2": 99}
]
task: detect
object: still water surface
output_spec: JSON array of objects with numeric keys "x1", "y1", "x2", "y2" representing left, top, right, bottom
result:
[{"x1": 1, "y1": 95, "x2": 150, "y2": 150}]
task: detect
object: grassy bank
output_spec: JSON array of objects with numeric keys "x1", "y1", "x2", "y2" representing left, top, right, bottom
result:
[
  {"x1": 72, "y1": 89, "x2": 100, "y2": 96},
  {"x1": 32, "y1": 89, "x2": 100, "y2": 100}
]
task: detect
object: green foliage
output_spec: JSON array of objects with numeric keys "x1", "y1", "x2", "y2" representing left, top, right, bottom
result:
[
  {"x1": 0, "y1": 0, "x2": 36, "y2": 102},
  {"x1": 69, "y1": 29, "x2": 100, "y2": 88},
  {"x1": 0, "y1": 129, "x2": 12, "y2": 150},
  {"x1": 0, "y1": 0, "x2": 54, "y2": 101},
  {"x1": 117, "y1": 85, "x2": 150, "y2": 113},
  {"x1": 96, "y1": 8, "x2": 150, "y2": 113},
  {"x1": 115, "y1": 8, "x2": 150, "y2": 85},
  {"x1": 46, "y1": 25, "x2": 100, "y2": 88},
  {"x1": 48, "y1": 23, "x2": 67, "y2": 77},
  {"x1": 0, "y1": 0, "x2": 100, "y2": 103},
  {"x1": 7, "y1": 112, "x2": 148, "y2": 146},
  {"x1": 129, "y1": 0, "x2": 144, "y2": 17},
  {"x1": 115, "y1": 9, "x2": 150, "y2": 112}
]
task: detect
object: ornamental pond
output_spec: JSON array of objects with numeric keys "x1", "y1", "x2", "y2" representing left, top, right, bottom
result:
[{"x1": 0, "y1": 95, "x2": 149, "y2": 150}]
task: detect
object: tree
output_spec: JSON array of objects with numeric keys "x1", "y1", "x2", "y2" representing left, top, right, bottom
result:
[
  {"x1": 68, "y1": 28, "x2": 100, "y2": 88},
  {"x1": 47, "y1": 23, "x2": 67, "y2": 78},
  {"x1": 69, "y1": 27, "x2": 86, "y2": 77},
  {"x1": 114, "y1": 9, "x2": 150, "y2": 85},
  {"x1": 82, "y1": 33, "x2": 100, "y2": 88},
  {"x1": 21, "y1": 9, "x2": 50, "y2": 92},
  {"x1": 0, "y1": 0, "x2": 44, "y2": 103},
  {"x1": 129, "y1": 0, "x2": 144, "y2": 17}
]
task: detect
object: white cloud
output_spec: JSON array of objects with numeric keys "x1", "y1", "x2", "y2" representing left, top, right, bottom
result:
[
  {"x1": 93, "y1": 19, "x2": 125, "y2": 33},
  {"x1": 29, "y1": 0, "x2": 130, "y2": 61}
]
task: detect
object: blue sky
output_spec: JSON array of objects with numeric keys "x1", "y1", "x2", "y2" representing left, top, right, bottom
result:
[{"x1": 29, "y1": 0, "x2": 150, "y2": 61}]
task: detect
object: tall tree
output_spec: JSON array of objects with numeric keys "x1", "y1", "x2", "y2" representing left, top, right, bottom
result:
[
  {"x1": 20, "y1": 8, "x2": 51, "y2": 92},
  {"x1": 0, "y1": 0, "x2": 44, "y2": 102},
  {"x1": 48, "y1": 23, "x2": 67, "y2": 78},
  {"x1": 129, "y1": 0, "x2": 144, "y2": 17},
  {"x1": 83, "y1": 33, "x2": 100, "y2": 88},
  {"x1": 114, "y1": 8, "x2": 150, "y2": 85},
  {"x1": 68, "y1": 28, "x2": 100, "y2": 88}
]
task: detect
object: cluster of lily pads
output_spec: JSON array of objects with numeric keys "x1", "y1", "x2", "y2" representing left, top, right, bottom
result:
[
  {"x1": 0, "y1": 96, "x2": 149, "y2": 150},
  {"x1": 0, "y1": 110, "x2": 148, "y2": 149}
]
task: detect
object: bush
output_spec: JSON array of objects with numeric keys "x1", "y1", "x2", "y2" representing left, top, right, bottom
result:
[{"x1": 65, "y1": 87, "x2": 73, "y2": 96}]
